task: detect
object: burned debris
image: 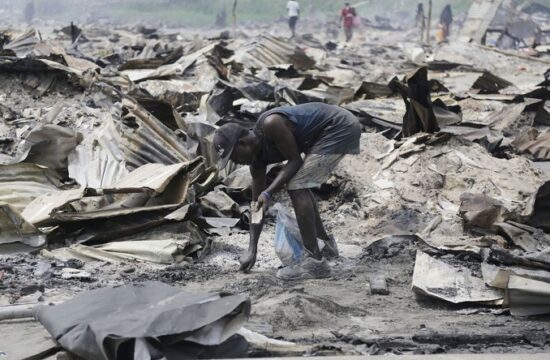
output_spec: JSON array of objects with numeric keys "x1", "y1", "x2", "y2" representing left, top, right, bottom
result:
[{"x1": 1, "y1": 0, "x2": 550, "y2": 358}]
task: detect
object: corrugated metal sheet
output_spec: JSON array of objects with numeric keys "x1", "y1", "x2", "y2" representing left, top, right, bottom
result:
[
  {"x1": 0, "y1": 163, "x2": 62, "y2": 212},
  {"x1": 0, "y1": 203, "x2": 45, "y2": 247},
  {"x1": 68, "y1": 124, "x2": 129, "y2": 189},
  {"x1": 4, "y1": 29, "x2": 39, "y2": 57},
  {"x1": 96, "y1": 98, "x2": 193, "y2": 171},
  {"x1": 23, "y1": 159, "x2": 204, "y2": 227},
  {"x1": 22, "y1": 188, "x2": 86, "y2": 226},
  {"x1": 232, "y1": 35, "x2": 315, "y2": 70},
  {"x1": 52, "y1": 204, "x2": 181, "y2": 223},
  {"x1": 460, "y1": 0, "x2": 505, "y2": 43},
  {"x1": 110, "y1": 159, "x2": 203, "y2": 194},
  {"x1": 123, "y1": 43, "x2": 217, "y2": 82}
]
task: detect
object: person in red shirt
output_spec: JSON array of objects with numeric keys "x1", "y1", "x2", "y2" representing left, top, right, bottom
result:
[{"x1": 340, "y1": 2, "x2": 356, "y2": 42}]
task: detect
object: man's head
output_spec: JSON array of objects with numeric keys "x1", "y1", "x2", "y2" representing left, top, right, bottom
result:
[
  {"x1": 345, "y1": 2, "x2": 350, "y2": 7},
  {"x1": 214, "y1": 123, "x2": 259, "y2": 169}
]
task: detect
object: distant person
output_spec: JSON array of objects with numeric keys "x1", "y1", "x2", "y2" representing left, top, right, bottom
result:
[
  {"x1": 416, "y1": 3, "x2": 426, "y2": 28},
  {"x1": 287, "y1": 0, "x2": 300, "y2": 38},
  {"x1": 24, "y1": 0, "x2": 35, "y2": 25},
  {"x1": 340, "y1": 2, "x2": 357, "y2": 42},
  {"x1": 439, "y1": 4, "x2": 453, "y2": 42},
  {"x1": 214, "y1": 103, "x2": 361, "y2": 279},
  {"x1": 215, "y1": 8, "x2": 227, "y2": 28}
]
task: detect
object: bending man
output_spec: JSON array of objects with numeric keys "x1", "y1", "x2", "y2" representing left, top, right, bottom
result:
[{"x1": 214, "y1": 102, "x2": 361, "y2": 280}]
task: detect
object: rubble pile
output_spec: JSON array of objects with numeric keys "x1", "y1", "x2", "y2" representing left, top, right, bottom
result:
[{"x1": 1, "y1": 4, "x2": 550, "y2": 357}]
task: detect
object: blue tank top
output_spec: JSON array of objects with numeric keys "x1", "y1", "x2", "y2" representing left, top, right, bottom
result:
[{"x1": 253, "y1": 102, "x2": 361, "y2": 165}]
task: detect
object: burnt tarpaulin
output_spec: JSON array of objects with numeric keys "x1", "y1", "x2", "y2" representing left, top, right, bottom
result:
[
  {"x1": 389, "y1": 67, "x2": 440, "y2": 137},
  {"x1": 471, "y1": 71, "x2": 513, "y2": 94},
  {"x1": 525, "y1": 180, "x2": 550, "y2": 231},
  {"x1": 36, "y1": 282, "x2": 250, "y2": 360}
]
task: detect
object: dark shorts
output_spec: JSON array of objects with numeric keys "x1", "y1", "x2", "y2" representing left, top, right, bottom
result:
[{"x1": 289, "y1": 16, "x2": 298, "y2": 29}]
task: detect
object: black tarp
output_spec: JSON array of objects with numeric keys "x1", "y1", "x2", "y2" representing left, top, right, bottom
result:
[
  {"x1": 36, "y1": 282, "x2": 250, "y2": 360},
  {"x1": 389, "y1": 67, "x2": 441, "y2": 137}
]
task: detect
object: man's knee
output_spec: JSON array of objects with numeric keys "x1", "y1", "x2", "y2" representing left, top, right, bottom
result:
[{"x1": 288, "y1": 189, "x2": 310, "y2": 205}]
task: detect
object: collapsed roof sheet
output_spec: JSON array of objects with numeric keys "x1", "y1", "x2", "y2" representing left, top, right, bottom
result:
[
  {"x1": 231, "y1": 35, "x2": 315, "y2": 70},
  {"x1": 460, "y1": 0, "x2": 505, "y2": 43},
  {"x1": 0, "y1": 163, "x2": 62, "y2": 212}
]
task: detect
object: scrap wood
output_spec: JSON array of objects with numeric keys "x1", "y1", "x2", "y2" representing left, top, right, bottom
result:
[
  {"x1": 237, "y1": 327, "x2": 311, "y2": 356},
  {"x1": 473, "y1": 43, "x2": 550, "y2": 65}
]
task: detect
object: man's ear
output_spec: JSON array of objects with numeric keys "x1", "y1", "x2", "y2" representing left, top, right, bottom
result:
[{"x1": 238, "y1": 133, "x2": 251, "y2": 146}]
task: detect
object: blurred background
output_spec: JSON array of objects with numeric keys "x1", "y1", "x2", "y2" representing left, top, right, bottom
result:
[{"x1": 1, "y1": 0, "x2": 548, "y2": 28}]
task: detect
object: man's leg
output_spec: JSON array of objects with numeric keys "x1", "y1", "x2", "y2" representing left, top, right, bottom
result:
[
  {"x1": 308, "y1": 189, "x2": 339, "y2": 258},
  {"x1": 288, "y1": 189, "x2": 322, "y2": 260},
  {"x1": 308, "y1": 190, "x2": 330, "y2": 241}
]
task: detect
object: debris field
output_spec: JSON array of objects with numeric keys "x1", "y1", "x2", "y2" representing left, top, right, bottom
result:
[{"x1": 1, "y1": 1, "x2": 550, "y2": 358}]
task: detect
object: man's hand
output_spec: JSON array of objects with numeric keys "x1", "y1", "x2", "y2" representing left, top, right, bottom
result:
[
  {"x1": 239, "y1": 249, "x2": 257, "y2": 273},
  {"x1": 256, "y1": 192, "x2": 270, "y2": 214}
]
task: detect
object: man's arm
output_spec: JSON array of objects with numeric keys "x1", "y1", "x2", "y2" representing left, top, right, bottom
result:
[
  {"x1": 239, "y1": 163, "x2": 266, "y2": 272},
  {"x1": 260, "y1": 115, "x2": 303, "y2": 203}
]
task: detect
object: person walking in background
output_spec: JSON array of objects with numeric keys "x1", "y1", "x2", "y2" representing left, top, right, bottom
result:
[
  {"x1": 287, "y1": 0, "x2": 300, "y2": 38},
  {"x1": 439, "y1": 4, "x2": 453, "y2": 42},
  {"x1": 340, "y1": 2, "x2": 356, "y2": 42},
  {"x1": 415, "y1": 3, "x2": 425, "y2": 28}
]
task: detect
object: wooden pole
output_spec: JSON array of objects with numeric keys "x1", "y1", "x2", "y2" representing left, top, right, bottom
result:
[
  {"x1": 0, "y1": 304, "x2": 38, "y2": 321},
  {"x1": 427, "y1": 0, "x2": 432, "y2": 45},
  {"x1": 232, "y1": 0, "x2": 238, "y2": 36}
]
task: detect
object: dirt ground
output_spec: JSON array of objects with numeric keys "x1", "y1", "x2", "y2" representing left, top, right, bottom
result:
[{"x1": 2, "y1": 149, "x2": 550, "y2": 356}]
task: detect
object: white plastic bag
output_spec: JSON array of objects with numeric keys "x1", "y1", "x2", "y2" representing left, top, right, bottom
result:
[{"x1": 273, "y1": 203, "x2": 324, "y2": 266}]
